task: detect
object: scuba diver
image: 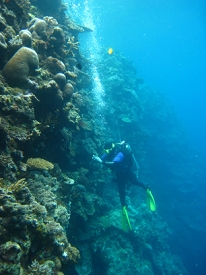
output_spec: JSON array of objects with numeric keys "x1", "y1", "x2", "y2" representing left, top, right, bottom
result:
[{"x1": 92, "y1": 141, "x2": 156, "y2": 232}]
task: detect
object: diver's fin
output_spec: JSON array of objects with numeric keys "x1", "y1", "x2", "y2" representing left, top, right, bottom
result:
[
  {"x1": 121, "y1": 206, "x2": 132, "y2": 232},
  {"x1": 146, "y1": 188, "x2": 156, "y2": 211}
]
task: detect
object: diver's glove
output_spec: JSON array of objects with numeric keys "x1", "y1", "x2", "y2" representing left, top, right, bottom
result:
[{"x1": 92, "y1": 155, "x2": 102, "y2": 163}]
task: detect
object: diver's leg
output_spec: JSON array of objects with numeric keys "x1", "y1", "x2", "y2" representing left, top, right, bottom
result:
[
  {"x1": 128, "y1": 169, "x2": 148, "y2": 190},
  {"x1": 116, "y1": 175, "x2": 126, "y2": 207}
]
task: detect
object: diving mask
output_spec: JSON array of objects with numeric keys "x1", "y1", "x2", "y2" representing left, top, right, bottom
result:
[{"x1": 105, "y1": 143, "x2": 115, "y2": 154}]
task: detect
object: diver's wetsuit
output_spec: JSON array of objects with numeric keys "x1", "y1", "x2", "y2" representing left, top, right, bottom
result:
[{"x1": 101, "y1": 149, "x2": 148, "y2": 207}]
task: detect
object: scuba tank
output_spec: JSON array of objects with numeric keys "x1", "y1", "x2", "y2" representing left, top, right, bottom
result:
[{"x1": 117, "y1": 141, "x2": 139, "y2": 173}]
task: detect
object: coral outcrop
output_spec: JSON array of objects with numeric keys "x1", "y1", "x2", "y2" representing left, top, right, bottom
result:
[
  {"x1": 0, "y1": 172, "x2": 79, "y2": 275},
  {"x1": 29, "y1": 18, "x2": 47, "y2": 40},
  {"x1": 2, "y1": 46, "x2": 39, "y2": 88},
  {"x1": 19, "y1": 29, "x2": 32, "y2": 47}
]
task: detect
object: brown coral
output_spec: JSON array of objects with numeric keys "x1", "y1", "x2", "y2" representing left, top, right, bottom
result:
[
  {"x1": 49, "y1": 26, "x2": 65, "y2": 47},
  {"x1": 46, "y1": 56, "x2": 66, "y2": 75},
  {"x1": 26, "y1": 158, "x2": 54, "y2": 170},
  {"x1": 29, "y1": 18, "x2": 47, "y2": 40},
  {"x1": 63, "y1": 82, "x2": 74, "y2": 99},
  {"x1": 2, "y1": 47, "x2": 39, "y2": 88},
  {"x1": 19, "y1": 29, "x2": 32, "y2": 47}
]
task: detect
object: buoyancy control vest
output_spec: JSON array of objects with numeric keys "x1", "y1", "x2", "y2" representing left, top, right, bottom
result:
[{"x1": 116, "y1": 142, "x2": 133, "y2": 172}]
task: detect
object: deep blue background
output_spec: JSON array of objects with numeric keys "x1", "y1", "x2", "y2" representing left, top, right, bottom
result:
[
  {"x1": 70, "y1": 0, "x2": 206, "y2": 155},
  {"x1": 67, "y1": 0, "x2": 206, "y2": 274}
]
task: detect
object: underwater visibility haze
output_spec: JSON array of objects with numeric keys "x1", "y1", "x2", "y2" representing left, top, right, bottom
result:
[
  {"x1": 71, "y1": 0, "x2": 206, "y2": 154},
  {"x1": 0, "y1": 0, "x2": 205, "y2": 275}
]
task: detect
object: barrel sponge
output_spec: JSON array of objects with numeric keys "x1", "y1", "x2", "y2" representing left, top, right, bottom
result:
[{"x1": 2, "y1": 47, "x2": 39, "y2": 87}]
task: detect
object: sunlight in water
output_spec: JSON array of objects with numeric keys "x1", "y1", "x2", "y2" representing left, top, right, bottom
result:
[
  {"x1": 82, "y1": 0, "x2": 105, "y2": 108},
  {"x1": 65, "y1": 0, "x2": 105, "y2": 110}
]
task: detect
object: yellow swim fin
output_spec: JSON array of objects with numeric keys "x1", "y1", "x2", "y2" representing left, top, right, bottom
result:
[
  {"x1": 146, "y1": 188, "x2": 156, "y2": 211},
  {"x1": 121, "y1": 206, "x2": 132, "y2": 232}
]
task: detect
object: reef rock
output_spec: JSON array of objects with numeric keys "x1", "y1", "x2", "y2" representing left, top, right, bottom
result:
[
  {"x1": 29, "y1": 18, "x2": 47, "y2": 40},
  {"x1": 63, "y1": 82, "x2": 74, "y2": 99},
  {"x1": 19, "y1": 29, "x2": 32, "y2": 47},
  {"x1": 46, "y1": 56, "x2": 66, "y2": 74},
  {"x1": 2, "y1": 47, "x2": 39, "y2": 88},
  {"x1": 50, "y1": 26, "x2": 65, "y2": 47},
  {"x1": 54, "y1": 73, "x2": 67, "y2": 89}
]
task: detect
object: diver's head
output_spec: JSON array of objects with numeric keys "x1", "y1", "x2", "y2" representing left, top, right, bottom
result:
[
  {"x1": 120, "y1": 140, "x2": 126, "y2": 147},
  {"x1": 104, "y1": 142, "x2": 115, "y2": 154},
  {"x1": 115, "y1": 140, "x2": 126, "y2": 148}
]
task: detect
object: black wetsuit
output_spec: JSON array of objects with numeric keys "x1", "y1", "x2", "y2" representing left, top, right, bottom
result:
[{"x1": 101, "y1": 148, "x2": 148, "y2": 207}]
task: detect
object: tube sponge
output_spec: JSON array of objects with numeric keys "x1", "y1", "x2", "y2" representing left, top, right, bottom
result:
[{"x1": 2, "y1": 47, "x2": 39, "y2": 88}]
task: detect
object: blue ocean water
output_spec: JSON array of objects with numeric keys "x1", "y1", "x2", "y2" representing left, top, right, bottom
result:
[
  {"x1": 69, "y1": 0, "x2": 206, "y2": 155},
  {"x1": 66, "y1": 0, "x2": 206, "y2": 274}
]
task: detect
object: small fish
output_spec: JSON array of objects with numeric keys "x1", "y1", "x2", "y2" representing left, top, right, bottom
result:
[{"x1": 108, "y1": 48, "x2": 113, "y2": 55}]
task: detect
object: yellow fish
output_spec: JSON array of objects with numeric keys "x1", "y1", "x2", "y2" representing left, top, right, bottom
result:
[{"x1": 108, "y1": 48, "x2": 113, "y2": 55}]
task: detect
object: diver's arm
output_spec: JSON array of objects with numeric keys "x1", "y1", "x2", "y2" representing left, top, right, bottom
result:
[
  {"x1": 103, "y1": 152, "x2": 124, "y2": 167},
  {"x1": 92, "y1": 155, "x2": 102, "y2": 163},
  {"x1": 92, "y1": 155, "x2": 115, "y2": 168},
  {"x1": 102, "y1": 161, "x2": 115, "y2": 167}
]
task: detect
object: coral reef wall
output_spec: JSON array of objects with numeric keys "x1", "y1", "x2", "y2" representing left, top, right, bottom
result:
[
  {"x1": 0, "y1": 0, "x2": 196, "y2": 274},
  {"x1": 0, "y1": 0, "x2": 88, "y2": 274}
]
